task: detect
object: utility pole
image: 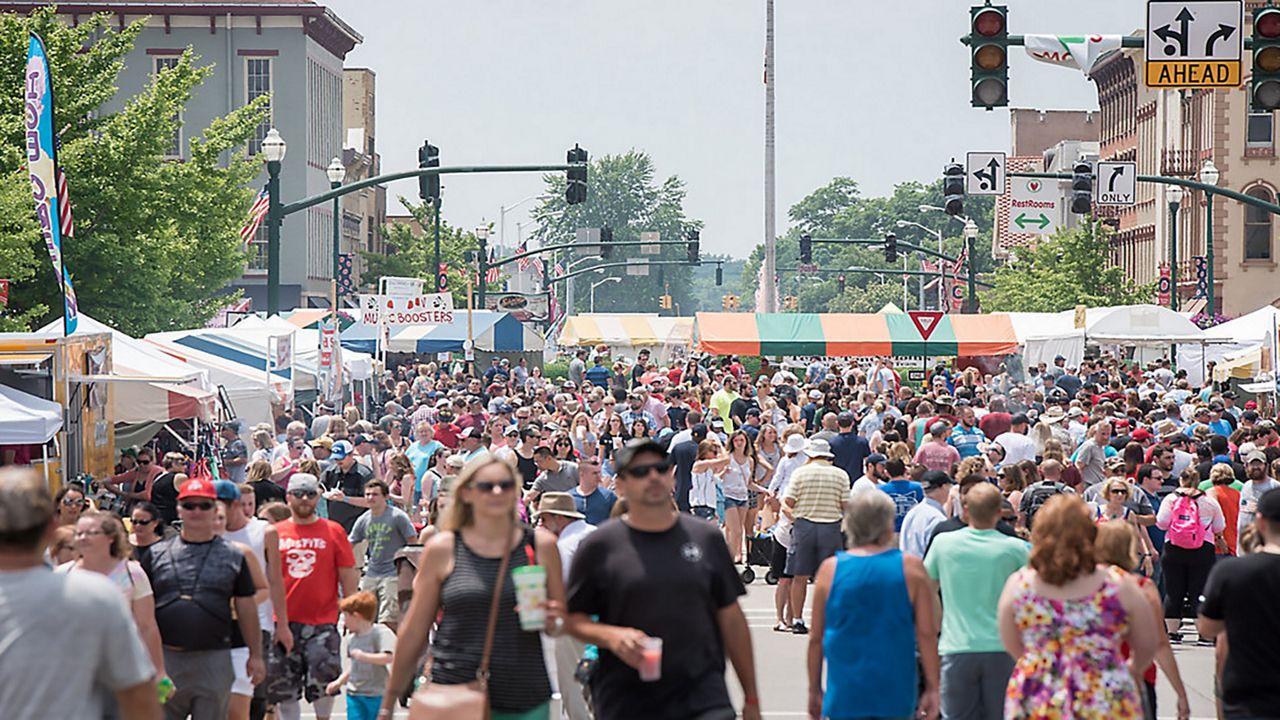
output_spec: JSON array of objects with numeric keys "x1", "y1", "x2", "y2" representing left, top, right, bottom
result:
[{"x1": 762, "y1": 0, "x2": 778, "y2": 313}]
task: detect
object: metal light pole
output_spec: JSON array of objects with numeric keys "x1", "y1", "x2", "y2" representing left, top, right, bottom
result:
[
  {"x1": 590, "y1": 277, "x2": 621, "y2": 313},
  {"x1": 475, "y1": 225, "x2": 490, "y2": 309},
  {"x1": 964, "y1": 218, "x2": 979, "y2": 312},
  {"x1": 499, "y1": 195, "x2": 538, "y2": 254},
  {"x1": 261, "y1": 128, "x2": 287, "y2": 316},
  {"x1": 898, "y1": 220, "x2": 945, "y2": 310},
  {"x1": 1167, "y1": 184, "x2": 1184, "y2": 311},
  {"x1": 1200, "y1": 160, "x2": 1220, "y2": 316},
  {"x1": 326, "y1": 157, "x2": 345, "y2": 316}
]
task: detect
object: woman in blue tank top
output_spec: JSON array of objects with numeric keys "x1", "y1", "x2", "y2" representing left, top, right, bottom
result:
[{"x1": 807, "y1": 490, "x2": 940, "y2": 720}]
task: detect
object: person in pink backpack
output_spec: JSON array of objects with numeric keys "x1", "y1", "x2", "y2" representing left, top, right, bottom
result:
[{"x1": 1156, "y1": 467, "x2": 1227, "y2": 644}]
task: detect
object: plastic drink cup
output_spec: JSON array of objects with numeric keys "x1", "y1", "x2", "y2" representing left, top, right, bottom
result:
[
  {"x1": 511, "y1": 565, "x2": 547, "y2": 631},
  {"x1": 638, "y1": 637, "x2": 663, "y2": 682},
  {"x1": 156, "y1": 677, "x2": 175, "y2": 704}
]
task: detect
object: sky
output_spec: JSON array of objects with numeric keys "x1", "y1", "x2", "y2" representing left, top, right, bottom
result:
[{"x1": 325, "y1": 0, "x2": 1146, "y2": 258}]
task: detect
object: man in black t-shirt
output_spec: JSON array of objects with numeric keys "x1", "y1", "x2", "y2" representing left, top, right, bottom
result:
[
  {"x1": 566, "y1": 439, "x2": 762, "y2": 720},
  {"x1": 321, "y1": 440, "x2": 374, "y2": 532},
  {"x1": 1198, "y1": 487, "x2": 1280, "y2": 719}
]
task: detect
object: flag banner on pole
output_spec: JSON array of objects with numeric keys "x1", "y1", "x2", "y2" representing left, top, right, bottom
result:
[
  {"x1": 516, "y1": 241, "x2": 531, "y2": 271},
  {"x1": 1024, "y1": 35, "x2": 1123, "y2": 76},
  {"x1": 240, "y1": 189, "x2": 270, "y2": 247},
  {"x1": 25, "y1": 33, "x2": 78, "y2": 334},
  {"x1": 485, "y1": 248, "x2": 501, "y2": 283}
]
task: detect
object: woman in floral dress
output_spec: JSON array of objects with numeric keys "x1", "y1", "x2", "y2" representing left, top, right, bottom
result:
[{"x1": 997, "y1": 494, "x2": 1160, "y2": 719}]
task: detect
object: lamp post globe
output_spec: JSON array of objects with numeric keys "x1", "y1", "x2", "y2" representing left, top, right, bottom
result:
[
  {"x1": 326, "y1": 157, "x2": 345, "y2": 185},
  {"x1": 263, "y1": 129, "x2": 287, "y2": 316},
  {"x1": 262, "y1": 128, "x2": 286, "y2": 163},
  {"x1": 1200, "y1": 160, "x2": 1220, "y2": 187}
]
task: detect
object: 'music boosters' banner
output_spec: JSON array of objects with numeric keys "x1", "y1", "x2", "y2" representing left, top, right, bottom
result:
[{"x1": 25, "y1": 33, "x2": 77, "y2": 333}]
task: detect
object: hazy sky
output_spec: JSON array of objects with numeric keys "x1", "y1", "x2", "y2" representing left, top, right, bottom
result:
[{"x1": 326, "y1": 0, "x2": 1144, "y2": 258}]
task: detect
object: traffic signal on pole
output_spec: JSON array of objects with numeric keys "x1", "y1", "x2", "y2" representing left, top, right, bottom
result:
[
  {"x1": 722, "y1": 294, "x2": 730, "y2": 309},
  {"x1": 837, "y1": 274, "x2": 846, "y2": 294},
  {"x1": 715, "y1": 265, "x2": 723, "y2": 286},
  {"x1": 1253, "y1": 7, "x2": 1280, "y2": 112},
  {"x1": 600, "y1": 225, "x2": 613, "y2": 260},
  {"x1": 884, "y1": 233, "x2": 898, "y2": 264},
  {"x1": 566, "y1": 145, "x2": 589, "y2": 204},
  {"x1": 687, "y1": 231, "x2": 700, "y2": 265},
  {"x1": 1070, "y1": 161, "x2": 1093, "y2": 215},
  {"x1": 799, "y1": 234, "x2": 812, "y2": 264},
  {"x1": 418, "y1": 141, "x2": 440, "y2": 204},
  {"x1": 943, "y1": 162, "x2": 966, "y2": 217},
  {"x1": 660, "y1": 295, "x2": 673, "y2": 310},
  {"x1": 970, "y1": 4, "x2": 1009, "y2": 109}
]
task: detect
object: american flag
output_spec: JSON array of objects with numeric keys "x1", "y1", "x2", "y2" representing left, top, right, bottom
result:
[
  {"x1": 532, "y1": 256, "x2": 545, "y2": 278},
  {"x1": 239, "y1": 189, "x2": 270, "y2": 247},
  {"x1": 484, "y1": 248, "x2": 501, "y2": 283},
  {"x1": 516, "y1": 240, "x2": 531, "y2": 271},
  {"x1": 552, "y1": 259, "x2": 564, "y2": 278},
  {"x1": 56, "y1": 167, "x2": 73, "y2": 238}
]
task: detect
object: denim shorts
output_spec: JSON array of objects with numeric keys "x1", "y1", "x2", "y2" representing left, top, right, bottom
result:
[{"x1": 724, "y1": 497, "x2": 749, "y2": 509}]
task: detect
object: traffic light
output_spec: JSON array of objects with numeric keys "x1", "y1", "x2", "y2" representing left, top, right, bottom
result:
[
  {"x1": 660, "y1": 295, "x2": 673, "y2": 310},
  {"x1": 943, "y1": 162, "x2": 966, "y2": 217},
  {"x1": 418, "y1": 141, "x2": 440, "y2": 204},
  {"x1": 837, "y1": 274, "x2": 846, "y2": 294},
  {"x1": 687, "y1": 231, "x2": 700, "y2": 265},
  {"x1": 799, "y1": 234, "x2": 812, "y2": 264},
  {"x1": 1070, "y1": 161, "x2": 1093, "y2": 215},
  {"x1": 722, "y1": 294, "x2": 731, "y2": 309},
  {"x1": 884, "y1": 233, "x2": 898, "y2": 264},
  {"x1": 715, "y1": 265, "x2": 723, "y2": 286},
  {"x1": 600, "y1": 225, "x2": 613, "y2": 260},
  {"x1": 1253, "y1": 7, "x2": 1280, "y2": 112},
  {"x1": 566, "y1": 145, "x2": 589, "y2": 204},
  {"x1": 970, "y1": 4, "x2": 1009, "y2": 109}
]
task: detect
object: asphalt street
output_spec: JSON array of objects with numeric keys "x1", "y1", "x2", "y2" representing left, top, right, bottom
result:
[{"x1": 305, "y1": 580, "x2": 1221, "y2": 719}]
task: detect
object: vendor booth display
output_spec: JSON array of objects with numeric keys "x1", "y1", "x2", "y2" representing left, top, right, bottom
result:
[
  {"x1": 341, "y1": 310, "x2": 543, "y2": 355},
  {"x1": 695, "y1": 312, "x2": 1021, "y2": 357},
  {"x1": 558, "y1": 314, "x2": 694, "y2": 363}
]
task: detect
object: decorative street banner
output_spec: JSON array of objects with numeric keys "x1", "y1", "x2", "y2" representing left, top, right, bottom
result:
[
  {"x1": 1193, "y1": 256, "x2": 1208, "y2": 299},
  {"x1": 336, "y1": 253, "x2": 354, "y2": 295},
  {"x1": 1024, "y1": 34, "x2": 1124, "y2": 76},
  {"x1": 1157, "y1": 263, "x2": 1172, "y2": 306},
  {"x1": 359, "y1": 293, "x2": 455, "y2": 326},
  {"x1": 25, "y1": 33, "x2": 78, "y2": 334}
]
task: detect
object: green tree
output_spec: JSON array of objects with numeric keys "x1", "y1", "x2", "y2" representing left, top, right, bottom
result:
[
  {"x1": 828, "y1": 281, "x2": 905, "y2": 313},
  {"x1": 0, "y1": 9, "x2": 269, "y2": 335},
  {"x1": 530, "y1": 151, "x2": 701, "y2": 314},
  {"x1": 363, "y1": 197, "x2": 498, "y2": 307},
  {"x1": 980, "y1": 219, "x2": 1152, "y2": 312}
]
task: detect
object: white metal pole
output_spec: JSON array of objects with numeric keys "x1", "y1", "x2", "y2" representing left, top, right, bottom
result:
[{"x1": 763, "y1": 0, "x2": 777, "y2": 313}]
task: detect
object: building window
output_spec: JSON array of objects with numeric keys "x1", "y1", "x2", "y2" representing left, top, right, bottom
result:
[
  {"x1": 1248, "y1": 112, "x2": 1274, "y2": 148},
  {"x1": 1246, "y1": 186, "x2": 1274, "y2": 260},
  {"x1": 246, "y1": 58, "x2": 272, "y2": 156},
  {"x1": 307, "y1": 59, "x2": 342, "y2": 168},
  {"x1": 154, "y1": 56, "x2": 182, "y2": 158},
  {"x1": 247, "y1": 226, "x2": 268, "y2": 271}
]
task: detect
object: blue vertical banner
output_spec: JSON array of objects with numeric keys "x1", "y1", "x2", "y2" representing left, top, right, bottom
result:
[
  {"x1": 1192, "y1": 256, "x2": 1208, "y2": 300},
  {"x1": 24, "y1": 33, "x2": 78, "y2": 335}
]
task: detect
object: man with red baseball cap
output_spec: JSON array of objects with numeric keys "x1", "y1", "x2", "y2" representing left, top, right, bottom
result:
[{"x1": 138, "y1": 477, "x2": 264, "y2": 720}]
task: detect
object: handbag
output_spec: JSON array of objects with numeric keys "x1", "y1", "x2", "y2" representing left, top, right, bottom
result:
[{"x1": 409, "y1": 525, "x2": 514, "y2": 720}]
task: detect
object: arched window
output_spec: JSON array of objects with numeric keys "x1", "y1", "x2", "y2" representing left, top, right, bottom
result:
[{"x1": 1246, "y1": 186, "x2": 1274, "y2": 261}]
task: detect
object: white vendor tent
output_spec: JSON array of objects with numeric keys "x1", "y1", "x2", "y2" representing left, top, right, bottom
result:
[
  {"x1": 0, "y1": 383, "x2": 61, "y2": 445},
  {"x1": 233, "y1": 316, "x2": 373, "y2": 381},
  {"x1": 1176, "y1": 305, "x2": 1280, "y2": 386},
  {"x1": 1013, "y1": 305, "x2": 1206, "y2": 369},
  {"x1": 144, "y1": 332, "x2": 291, "y2": 428},
  {"x1": 558, "y1": 314, "x2": 694, "y2": 364}
]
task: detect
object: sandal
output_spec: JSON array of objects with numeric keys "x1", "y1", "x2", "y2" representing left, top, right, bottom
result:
[{"x1": 773, "y1": 622, "x2": 790, "y2": 632}]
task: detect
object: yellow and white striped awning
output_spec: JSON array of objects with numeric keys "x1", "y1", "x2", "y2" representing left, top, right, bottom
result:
[{"x1": 558, "y1": 314, "x2": 693, "y2": 350}]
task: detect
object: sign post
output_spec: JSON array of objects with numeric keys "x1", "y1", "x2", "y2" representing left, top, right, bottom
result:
[{"x1": 1145, "y1": 1, "x2": 1243, "y2": 89}]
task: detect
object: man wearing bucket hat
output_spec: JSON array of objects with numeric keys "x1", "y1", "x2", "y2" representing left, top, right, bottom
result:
[
  {"x1": 782, "y1": 438, "x2": 849, "y2": 635},
  {"x1": 535, "y1": 493, "x2": 595, "y2": 720}
]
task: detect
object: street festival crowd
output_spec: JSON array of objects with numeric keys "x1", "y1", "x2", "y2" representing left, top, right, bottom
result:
[{"x1": 4, "y1": 346, "x2": 1280, "y2": 720}]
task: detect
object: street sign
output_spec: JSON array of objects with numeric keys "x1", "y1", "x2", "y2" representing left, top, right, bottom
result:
[
  {"x1": 1146, "y1": 1, "x2": 1243, "y2": 88},
  {"x1": 381, "y1": 276, "x2": 424, "y2": 297},
  {"x1": 626, "y1": 260, "x2": 650, "y2": 276},
  {"x1": 797, "y1": 263, "x2": 819, "y2": 273},
  {"x1": 908, "y1": 311, "x2": 944, "y2": 339},
  {"x1": 1009, "y1": 178, "x2": 1060, "y2": 235},
  {"x1": 483, "y1": 293, "x2": 549, "y2": 321},
  {"x1": 966, "y1": 152, "x2": 1007, "y2": 196},
  {"x1": 1095, "y1": 161, "x2": 1138, "y2": 206},
  {"x1": 576, "y1": 227, "x2": 602, "y2": 257},
  {"x1": 640, "y1": 231, "x2": 661, "y2": 255}
]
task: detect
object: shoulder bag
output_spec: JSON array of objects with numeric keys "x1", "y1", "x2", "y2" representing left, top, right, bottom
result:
[{"x1": 408, "y1": 524, "x2": 513, "y2": 720}]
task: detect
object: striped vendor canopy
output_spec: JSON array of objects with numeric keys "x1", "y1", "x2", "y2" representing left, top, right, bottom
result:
[
  {"x1": 558, "y1": 314, "x2": 693, "y2": 350},
  {"x1": 695, "y1": 312, "x2": 1021, "y2": 357},
  {"x1": 341, "y1": 311, "x2": 543, "y2": 355}
]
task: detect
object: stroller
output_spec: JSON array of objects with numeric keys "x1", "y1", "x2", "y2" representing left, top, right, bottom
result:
[{"x1": 744, "y1": 529, "x2": 780, "y2": 585}]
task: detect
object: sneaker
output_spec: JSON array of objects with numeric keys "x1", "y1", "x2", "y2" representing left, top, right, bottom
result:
[
  {"x1": 1168, "y1": 631, "x2": 1183, "y2": 644},
  {"x1": 1196, "y1": 637, "x2": 1216, "y2": 647},
  {"x1": 792, "y1": 620, "x2": 809, "y2": 635}
]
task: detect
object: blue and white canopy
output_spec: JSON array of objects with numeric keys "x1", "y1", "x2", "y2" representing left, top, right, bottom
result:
[{"x1": 341, "y1": 311, "x2": 543, "y2": 355}]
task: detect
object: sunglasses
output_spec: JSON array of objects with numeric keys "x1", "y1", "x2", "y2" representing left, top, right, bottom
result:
[
  {"x1": 289, "y1": 490, "x2": 318, "y2": 499},
  {"x1": 137, "y1": 459, "x2": 151, "y2": 465},
  {"x1": 474, "y1": 480, "x2": 516, "y2": 494},
  {"x1": 624, "y1": 460, "x2": 673, "y2": 478},
  {"x1": 61, "y1": 498, "x2": 85, "y2": 507},
  {"x1": 132, "y1": 517, "x2": 156, "y2": 526},
  {"x1": 1110, "y1": 488, "x2": 1128, "y2": 495},
  {"x1": 181, "y1": 502, "x2": 214, "y2": 512}
]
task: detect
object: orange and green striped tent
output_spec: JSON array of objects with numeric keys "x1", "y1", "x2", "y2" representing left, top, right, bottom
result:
[{"x1": 694, "y1": 312, "x2": 1020, "y2": 357}]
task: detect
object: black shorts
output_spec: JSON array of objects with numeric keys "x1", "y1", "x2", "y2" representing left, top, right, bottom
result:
[{"x1": 770, "y1": 539, "x2": 793, "y2": 579}]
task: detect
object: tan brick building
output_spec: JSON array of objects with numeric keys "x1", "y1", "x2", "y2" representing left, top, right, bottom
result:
[{"x1": 341, "y1": 68, "x2": 387, "y2": 300}]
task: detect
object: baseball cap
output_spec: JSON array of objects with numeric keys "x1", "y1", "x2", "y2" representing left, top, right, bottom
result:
[
  {"x1": 330, "y1": 440, "x2": 354, "y2": 459},
  {"x1": 221, "y1": 419, "x2": 242, "y2": 432},
  {"x1": 1131, "y1": 428, "x2": 1152, "y2": 442},
  {"x1": 503, "y1": 424, "x2": 520, "y2": 437},
  {"x1": 866, "y1": 452, "x2": 887, "y2": 466},
  {"x1": 921, "y1": 470, "x2": 954, "y2": 490},
  {"x1": 1247, "y1": 450, "x2": 1268, "y2": 464},
  {"x1": 352, "y1": 433, "x2": 372, "y2": 446},
  {"x1": 1246, "y1": 400, "x2": 1259, "y2": 410},
  {"x1": 213, "y1": 480, "x2": 241, "y2": 502},
  {"x1": 459, "y1": 427, "x2": 480, "y2": 440},
  {"x1": 287, "y1": 473, "x2": 320, "y2": 494},
  {"x1": 1257, "y1": 487, "x2": 1280, "y2": 521},
  {"x1": 308, "y1": 437, "x2": 334, "y2": 450},
  {"x1": 808, "y1": 389, "x2": 822, "y2": 400},
  {"x1": 177, "y1": 478, "x2": 218, "y2": 501},
  {"x1": 0, "y1": 468, "x2": 54, "y2": 535}
]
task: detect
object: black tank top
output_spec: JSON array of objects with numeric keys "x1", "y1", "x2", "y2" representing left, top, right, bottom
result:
[
  {"x1": 151, "y1": 472, "x2": 179, "y2": 525},
  {"x1": 515, "y1": 452, "x2": 539, "y2": 491},
  {"x1": 430, "y1": 527, "x2": 550, "y2": 712}
]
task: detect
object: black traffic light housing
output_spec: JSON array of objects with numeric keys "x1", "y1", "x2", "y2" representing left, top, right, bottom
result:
[
  {"x1": 943, "y1": 162, "x2": 966, "y2": 217},
  {"x1": 884, "y1": 233, "x2": 898, "y2": 264},
  {"x1": 1071, "y1": 161, "x2": 1093, "y2": 215},
  {"x1": 600, "y1": 225, "x2": 613, "y2": 260},
  {"x1": 970, "y1": 4, "x2": 1009, "y2": 109},
  {"x1": 566, "y1": 145, "x2": 589, "y2": 204},
  {"x1": 837, "y1": 274, "x2": 846, "y2": 294},
  {"x1": 715, "y1": 265, "x2": 723, "y2": 286},
  {"x1": 418, "y1": 141, "x2": 440, "y2": 204},
  {"x1": 799, "y1": 234, "x2": 813, "y2": 264},
  {"x1": 687, "y1": 231, "x2": 700, "y2": 265},
  {"x1": 1253, "y1": 7, "x2": 1280, "y2": 112}
]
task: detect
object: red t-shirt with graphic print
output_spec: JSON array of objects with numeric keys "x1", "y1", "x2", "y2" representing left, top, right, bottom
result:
[{"x1": 275, "y1": 517, "x2": 355, "y2": 625}]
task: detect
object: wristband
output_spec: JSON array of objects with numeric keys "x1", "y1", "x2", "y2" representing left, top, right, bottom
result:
[{"x1": 744, "y1": 694, "x2": 759, "y2": 706}]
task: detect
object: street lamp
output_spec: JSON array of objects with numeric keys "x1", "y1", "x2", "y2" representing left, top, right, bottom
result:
[
  {"x1": 1167, "y1": 184, "x2": 1184, "y2": 310},
  {"x1": 326, "y1": 157, "x2": 345, "y2": 316},
  {"x1": 963, "y1": 218, "x2": 979, "y2": 312},
  {"x1": 590, "y1": 277, "x2": 621, "y2": 312},
  {"x1": 898, "y1": 220, "x2": 946, "y2": 309},
  {"x1": 475, "y1": 225, "x2": 491, "y2": 308},
  {"x1": 262, "y1": 128, "x2": 287, "y2": 316},
  {"x1": 1200, "y1": 160, "x2": 1220, "y2": 316}
]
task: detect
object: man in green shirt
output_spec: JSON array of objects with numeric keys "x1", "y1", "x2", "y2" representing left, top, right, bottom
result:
[
  {"x1": 924, "y1": 482, "x2": 1028, "y2": 720},
  {"x1": 709, "y1": 377, "x2": 741, "y2": 434}
]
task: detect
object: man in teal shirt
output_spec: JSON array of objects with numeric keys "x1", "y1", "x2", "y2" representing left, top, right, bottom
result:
[{"x1": 924, "y1": 482, "x2": 1029, "y2": 720}]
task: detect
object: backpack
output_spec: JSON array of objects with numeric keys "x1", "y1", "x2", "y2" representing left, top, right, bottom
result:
[
  {"x1": 1166, "y1": 491, "x2": 1206, "y2": 549},
  {"x1": 1023, "y1": 481, "x2": 1068, "y2": 530}
]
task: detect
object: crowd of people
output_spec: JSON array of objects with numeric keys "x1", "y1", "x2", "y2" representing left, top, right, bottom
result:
[{"x1": 2, "y1": 346, "x2": 1280, "y2": 720}]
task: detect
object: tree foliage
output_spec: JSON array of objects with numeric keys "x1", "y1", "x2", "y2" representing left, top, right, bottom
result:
[
  {"x1": 0, "y1": 9, "x2": 268, "y2": 335},
  {"x1": 530, "y1": 151, "x2": 700, "y2": 314},
  {"x1": 362, "y1": 197, "x2": 498, "y2": 307},
  {"x1": 980, "y1": 218, "x2": 1153, "y2": 312},
  {"x1": 829, "y1": 281, "x2": 907, "y2": 313}
]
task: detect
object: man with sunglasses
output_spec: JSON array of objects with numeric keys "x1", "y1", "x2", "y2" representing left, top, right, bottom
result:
[
  {"x1": 566, "y1": 439, "x2": 762, "y2": 720},
  {"x1": 139, "y1": 478, "x2": 264, "y2": 720},
  {"x1": 526, "y1": 445, "x2": 580, "y2": 507},
  {"x1": 269, "y1": 474, "x2": 357, "y2": 720}
]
